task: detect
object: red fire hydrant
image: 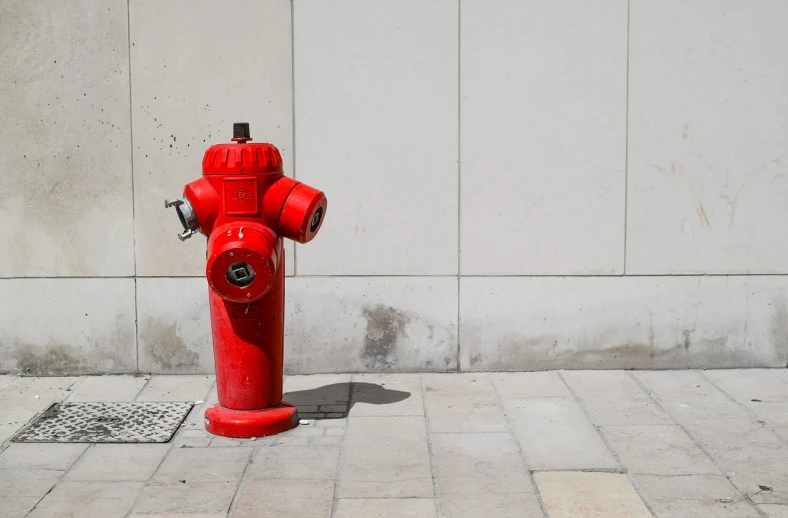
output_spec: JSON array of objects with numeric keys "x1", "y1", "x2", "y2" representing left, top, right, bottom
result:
[{"x1": 165, "y1": 123, "x2": 326, "y2": 438}]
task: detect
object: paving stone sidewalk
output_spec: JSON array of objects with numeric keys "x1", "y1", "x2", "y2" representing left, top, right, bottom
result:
[{"x1": 1, "y1": 369, "x2": 788, "y2": 517}]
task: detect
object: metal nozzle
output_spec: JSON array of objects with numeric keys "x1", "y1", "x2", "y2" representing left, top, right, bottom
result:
[
  {"x1": 178, "y1": 229, "x2": 198, "y2": 241},
  {"x1": 165, "y1": 197, "x2": 200, "y2": 241}
]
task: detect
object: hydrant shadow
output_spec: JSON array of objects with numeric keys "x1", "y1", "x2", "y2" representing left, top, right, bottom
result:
[{"x1": 283, "y1": 382, "x2": 410, "y2": 419}]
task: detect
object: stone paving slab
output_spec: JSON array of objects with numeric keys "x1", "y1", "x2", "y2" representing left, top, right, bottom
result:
[
  {"x1": 635, "y1": 370, "x2": 788, "y2": 504},
  {"x1": 0, "y1": 375, "x2": 17, "y2": 391},
  {"x1": 180, "y1": 385, "x2": 218, "y2": 432},
  {"x1": 247, "y1": 445, "x2": 339, "y2": 480},
  {"x1": 0, "y1": 410, "x2": 40, "y2": 444},
  {"x1": 563, "y1": 370, "x2": 673, "y2": 426},
  {"x1": 0, "y1": 469, "x2": 62, "y2": 517},
  {"x1": 702, "y1": 370, "x2": 788, "y2": 445},
  {"x1": 0, "y1": 377, "x2": 77, "y2": 406},
  {"x1": 27, "y1": 480, "x2": 144, "y2": 518},
  {"x1": 335, "y1": 498, "x2": 437, "y2": 518},
  {"x1": 65, "y1": 443, "x2": 171, "y2": 481},
  {"x1": 0, "y1": 377, "x2": 78, "y2": 443},
  {"x1": 0, "y1": 442, "x2": 87, "y2": 470},
  {"x1": 634, "y1": 370, "x2": 723, "y2": 399},
  {"x1": 600, "y1": 425, "x2": 719, "y2": 475},
  {"x1": 491, "y1": 371, "x2": 571, "y2": 399},
  {"x1": 771, "y1": 370, "x2": 788, "y2": 385},
  {"x1": 658, "y1": 396, "x2": 757, "y2": 433},
  {"x1": 136, "y1": 375, "x2": 214, "y2": 402},
  {"x1": 2, "y1": 370, "x2": 788, "y2": 516},
  {"x1": 151, "y1": 447, "x2": 252, "y2": 484},
  {"x1": 747, "y1": 401, "x2": 788, "y2": 442},
  {"x1": 339, "y1": 415, "x2": 433, "y2": 498},
  {"x1": 432, "y1": 432, "x2": 533, "y2": 495},
  {"x1": 534, "y1": 471, "x2": 652, "y2": 518},
  {"x1": 710, "y1": 430, "x2": 788, "y2": 504},
  {"x1": 232, "y1": 478, "x2": 334, "y2": 518},
  {"x1": 66, "y1": 375, "x2": 149, "y2": 402},
  {"x1": 440, "y1": 494, "x2": 544, "y2": 518},
  {"x1": 423, "y1": 373, "x2": 509, "y2": 433},
  {"x1": 1, "y1": 496, "x2": 46, "y2": 518},
  {"x1": 705, "y1": 369, "x2": 788, "y2": 403},
  {"x1": 760, "y1": 504, "x2": 788, "y2": 517},
  {"x1": 505, "y1": 397, "x2": 619, "y2": 470},
  {"x1": 634, "y1": 474, "x2": 761, "y2": 518},
  {"x1": 131, "y1": 480, "x2": 239, "y2": 515}
]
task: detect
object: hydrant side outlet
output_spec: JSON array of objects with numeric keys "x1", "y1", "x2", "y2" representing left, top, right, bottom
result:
[{"x1": 166, "y1": 123, "x2": 327, "y2": 438}]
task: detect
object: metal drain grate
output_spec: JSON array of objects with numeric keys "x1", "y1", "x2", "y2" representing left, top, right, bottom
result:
[{"x1": 13, "y1": 402, "x2": 194, "y2": 443}]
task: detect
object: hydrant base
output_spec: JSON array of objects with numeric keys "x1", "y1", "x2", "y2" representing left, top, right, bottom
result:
[{"x1": 204, "y1": 402, "x2": 298, "y2": 438}]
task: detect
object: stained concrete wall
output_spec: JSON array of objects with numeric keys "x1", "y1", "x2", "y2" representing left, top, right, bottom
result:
[{"x1": 1, "y1": 0, "x2": 787, "y2": 375}]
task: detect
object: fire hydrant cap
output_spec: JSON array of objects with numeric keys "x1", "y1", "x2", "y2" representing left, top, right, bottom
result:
[
  {"x1": 202, "y1": 123, "x2": 283, "y2": 175},
  {"x1": 206, "y1": 224, "x2": 278, "y2": 303},
  {"x1": 279, "y1": 183, "x2": 327, "y2": 244}
]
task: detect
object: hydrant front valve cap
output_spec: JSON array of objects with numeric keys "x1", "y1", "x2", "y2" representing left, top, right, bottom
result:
[
  {"x1": 206, "y1": 227, "x2": 277, "y2": 303},
  {"x1": 207, "y1": 248, "x2": 273, "y2": 302}
]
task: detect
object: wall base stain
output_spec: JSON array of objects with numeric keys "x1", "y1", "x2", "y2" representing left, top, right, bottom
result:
[
  {"x1": 361, "y1": 304, "x2": 412, "y2": 370},
  {"x1": 16, "y1": 344, "x2": 83, "y2": 375},
  {"x1": 461, "y1": 323, "x2": 782, "y2": 372},
  {"x1": 141, "y1": 319, "x2": 199, "y2": 371}
]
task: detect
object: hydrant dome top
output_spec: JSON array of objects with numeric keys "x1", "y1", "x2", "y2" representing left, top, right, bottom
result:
[
  {"x1": 202, "y1": 142, "x2": 283, "y2": 175},
  {"x1": 202, "y1": 124, "x2": 283, "y2": 175}
]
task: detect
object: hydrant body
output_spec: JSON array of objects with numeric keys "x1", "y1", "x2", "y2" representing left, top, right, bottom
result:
[{"x1": 167, "y1": 123, "x2": 326, "y2": 438}]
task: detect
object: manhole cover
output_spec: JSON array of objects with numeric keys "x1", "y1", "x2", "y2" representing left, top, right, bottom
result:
[{"x1": 13, "y1": 402, "x2": 194, "y2": 443}]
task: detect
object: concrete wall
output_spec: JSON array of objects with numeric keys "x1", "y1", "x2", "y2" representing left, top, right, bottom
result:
[{"x1": 1, "y1": 0, "x2": 787, "y2": 375}]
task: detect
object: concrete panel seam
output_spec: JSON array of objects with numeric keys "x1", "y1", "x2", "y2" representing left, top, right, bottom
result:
[
  {"x1": 127, "y1": 0, "x2": 137, "y2": 277},
  {"x1": 623, "y1": 0, "x2": 631, "y2": 275},
  {"x1": 291, "y1": 0, "x2": 297, "y2": 277},
  {"x1": 134, "y1": 277, "x2": 139, "y2": 372},
  {"x1": 456, "y1": 0, "x2": 462, "y2": 373}
]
